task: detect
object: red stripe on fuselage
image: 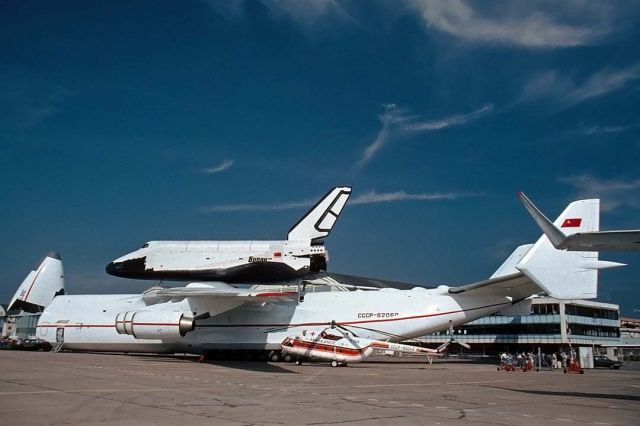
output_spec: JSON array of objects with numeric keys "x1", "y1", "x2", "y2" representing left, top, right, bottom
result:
[{"x1": 196, "y1": 301, "x2": 511, "y2": 329}]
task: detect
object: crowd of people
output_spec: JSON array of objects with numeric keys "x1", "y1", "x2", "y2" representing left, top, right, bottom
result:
[{"x1": 499, "y1": 349, "x2": 578, "y2": 370}]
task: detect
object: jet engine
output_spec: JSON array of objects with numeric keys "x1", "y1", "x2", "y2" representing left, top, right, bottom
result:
[
  {"x1": 309, "y1": 253, "x2": 328, "y2": 272},
  {"x1": 115, "y1": 311, "x2": 194, "y2": 340}
]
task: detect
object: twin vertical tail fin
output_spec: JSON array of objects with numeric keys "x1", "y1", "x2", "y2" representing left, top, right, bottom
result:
[
  {"x1": 8, "y1": 252, "x2": 65, "y2": 313},
  {"x1": 515, "y1": 198, "x2": 624, "y2": 299},
  {"x1": 287, "y1": 186, "x2": 352, "y2": 242}
]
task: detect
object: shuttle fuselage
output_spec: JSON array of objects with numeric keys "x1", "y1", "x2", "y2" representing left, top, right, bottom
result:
[{"x1": 106, "y1": 187, "x2": 352, "y2": 283}]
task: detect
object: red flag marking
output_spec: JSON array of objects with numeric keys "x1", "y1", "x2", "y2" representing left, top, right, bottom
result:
[{"x1": 561, "y1": 218, "x2": 582, "y2": 228}]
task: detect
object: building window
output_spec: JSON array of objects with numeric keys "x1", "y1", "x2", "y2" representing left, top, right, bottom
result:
[
  {"x1": 565, "y1": 305, "x2": 619, "y2": 320},
  {"x1": 532, "y1": 303, "x2": 560, "y2": 315}
]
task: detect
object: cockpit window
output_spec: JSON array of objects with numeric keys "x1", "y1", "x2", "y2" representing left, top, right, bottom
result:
[{"x1": 141, "y1": 243, "x2": 149, "y2": 248}]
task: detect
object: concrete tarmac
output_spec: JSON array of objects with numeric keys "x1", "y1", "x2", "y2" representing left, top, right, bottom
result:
[{"x1": 0, "y1": 351, "x2": 638, "y2": 425}]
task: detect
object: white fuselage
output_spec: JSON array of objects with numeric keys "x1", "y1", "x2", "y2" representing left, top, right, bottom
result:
[{"x1": 37, "y1": 288, "x2": 511, "y2": 353}]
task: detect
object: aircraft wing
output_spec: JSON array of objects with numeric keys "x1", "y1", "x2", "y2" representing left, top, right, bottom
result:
[
  {"x1": 144, "y1": 282, "x2": 297, "y2": 301},
  {"x1": 447, "y1": 272, "x2": 540, "y2": 300},
  {"x1": 313, "y1": 270, "x2": 539, "y2": 300},
  {"x1": 306, "y1": 272, "x2": 423, "y2": 290},
  {"x1": 519, "y1": 192, "x2": 640, "y2": 251}
]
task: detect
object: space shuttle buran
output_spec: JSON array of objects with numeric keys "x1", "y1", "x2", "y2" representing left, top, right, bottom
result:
[{"x1": 106, "y1": 187, "x2": 352, "y2": 284}]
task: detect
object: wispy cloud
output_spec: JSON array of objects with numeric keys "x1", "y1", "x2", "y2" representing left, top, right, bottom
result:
[
  {"x1": 350, "y1": 190, "x2": 475, "y2": 205},
  {"x1": 575, "y1": 124, "x2": 629, "y2": 135},
  {"x1": 200, "y1": 199, "x2": 312, "y2": 213},
  {"x1": 559, "y1": 175, "x2": 640, "y2": 212},
  {"x1": 202, "y1": 159, "x2": 235, "y2": 174},
  {"x1": 202, "y1": 0, "x2": 244, "y2": 19},
  {"x1": 358, "y1": 103, "x2": 493, "y2": 167},
  {"x1": 13, "y1": 87, "x2": 70, "y2": 127},
  {"x1": 204, "y1": 0, "x2": 356, "y2": 29},
  {"x1": 200, "y1": 189, "x2": 473, "y2": 213},
  {"x1": 521, "y1": 64, "x2": 640, "y2": 107},
  {"x1": 410, "y1": 0, "x2": 615, "y2": 48},
  {"x1": 566, "y1": 65, "x2": 640, "y2": 104},
  {"x1": 261, "y1": 0, "x2": 355, "y2": 28}
]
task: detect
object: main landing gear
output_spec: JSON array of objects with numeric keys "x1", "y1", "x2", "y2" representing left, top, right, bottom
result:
[{"x1": 268, "y1": 351, "x2": 294, "y2": 363}]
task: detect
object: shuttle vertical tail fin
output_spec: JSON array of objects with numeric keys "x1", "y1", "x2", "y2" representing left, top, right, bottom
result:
[
  {"x1": 287, "y1": 187, "x2": 352, "y2": 242},
  {"x1": 8, "y1": 252, "x2": 65, "y2": 313}
]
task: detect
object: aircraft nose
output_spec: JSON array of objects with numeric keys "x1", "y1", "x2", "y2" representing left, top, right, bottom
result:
[
  {"x1": 105, "y1": 257, "x2": 146, "y2": 278},
  {"x1": 105, "y1": 261, "x2": 123, "y2": 276}
]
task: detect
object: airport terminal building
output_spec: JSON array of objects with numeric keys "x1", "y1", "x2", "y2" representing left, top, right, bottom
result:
[{"x1": 417, "y1": 297, "x2": 622, "y2": 357}]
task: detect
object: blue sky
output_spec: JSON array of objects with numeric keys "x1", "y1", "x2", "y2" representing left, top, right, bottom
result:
[{"x1": 1, "y1": 1, "x2": 639, "y2": 315}]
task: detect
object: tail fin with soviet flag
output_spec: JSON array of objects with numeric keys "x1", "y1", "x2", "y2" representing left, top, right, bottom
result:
[{"x1": 516, "y1": 197, "x2": 624, "y2": 299}]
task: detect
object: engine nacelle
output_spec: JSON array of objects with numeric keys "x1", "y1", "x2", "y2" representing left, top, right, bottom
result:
[{"x1": 115, "y1": 311, "x2": 194, "y2": 340}]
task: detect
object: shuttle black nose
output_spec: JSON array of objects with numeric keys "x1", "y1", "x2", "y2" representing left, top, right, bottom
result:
[
  {"x1": 105, "y1": 261, "x2": 122, "y2": 276},
  {"x1": 105, "y1": 257, "x2": 146, "y2": 278}
]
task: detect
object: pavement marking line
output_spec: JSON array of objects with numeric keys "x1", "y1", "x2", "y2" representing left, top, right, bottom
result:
[
  {"x1": 445, "y1": 380, "x2": 509, "y2": 385},
  {"x1": 0, "y1": 388, "x2": 203, "y2": 396},
  {"x1": 283, "y1": 380, "x2": 506, "y2": 390}
]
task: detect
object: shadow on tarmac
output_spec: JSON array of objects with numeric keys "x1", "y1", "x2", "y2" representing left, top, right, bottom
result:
[
  {"x1": 118, "y1": 352, "x2": 298, "y2": 373},
  {"x1": 486, "y1": 386, "x2": 640, "y2": 402}
]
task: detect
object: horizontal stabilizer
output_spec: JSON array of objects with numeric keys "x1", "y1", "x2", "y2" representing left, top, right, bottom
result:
[{"x1": 490, "y1": 244, "x2": 533, "y2": 279}]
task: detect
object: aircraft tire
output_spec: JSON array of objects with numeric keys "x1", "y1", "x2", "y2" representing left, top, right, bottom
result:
[
  {"x1": 283, "y1": 353, "x2": 293, "y2": 363},
  {"x1": 269, "y1": 351, "x2": 281, "y2": 362},
  {"x1": 295, "y1": 359, "x2": 302, "y2": 365},
  {"x1": 331, "y1": 360, "x2": 339, "y2": 368}
]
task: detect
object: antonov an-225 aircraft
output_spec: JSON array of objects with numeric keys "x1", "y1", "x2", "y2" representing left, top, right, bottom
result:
[
  {"x1": 10, "y1": 197, "x2": 624, "y2": 363},
  {"x1": 105, "y1": 187, "x2": 352, "y2": 283}
]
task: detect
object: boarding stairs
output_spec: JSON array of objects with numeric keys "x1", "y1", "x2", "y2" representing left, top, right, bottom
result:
[{"x1": 50, "y1": 342, "x2": 64, "y2": 353}]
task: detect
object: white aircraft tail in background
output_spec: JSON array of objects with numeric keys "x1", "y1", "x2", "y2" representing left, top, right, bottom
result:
[{"x1": 8, "y1": 252, "x2": 65, "y2": 313}]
